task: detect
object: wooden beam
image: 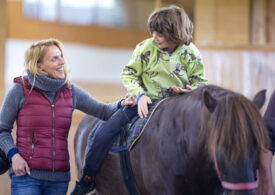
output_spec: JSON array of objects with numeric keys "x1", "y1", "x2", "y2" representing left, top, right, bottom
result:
[
  {"x1": 0, "y1": 0, "x2": 7, "y2": 104},
  {"x1": 250, "y1": 0, "x2": 267, "y2": 44},
  {"x1": 267, "y1": 0, "x2": 275, "y2": 43},
  {"x1": 155, "y1": 0, "x2": 162, "y2": 8}
]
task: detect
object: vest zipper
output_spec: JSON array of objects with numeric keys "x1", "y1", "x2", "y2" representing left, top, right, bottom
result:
[
  {"x1": 41, "y1": 91, "x2": 60, "y2": 172},
  {"x1": 51, "y1": 104, "x2": 55, "y2": 171}
]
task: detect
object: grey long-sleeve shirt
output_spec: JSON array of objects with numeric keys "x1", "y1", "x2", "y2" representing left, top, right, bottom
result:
[{"x1": 0, "y1": 83, "x2": 119, "y2": 181}]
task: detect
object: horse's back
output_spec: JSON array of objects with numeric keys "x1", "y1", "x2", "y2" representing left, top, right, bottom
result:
[{"x1": 74, "y1": 114, "x2": 129, "y2": 195}]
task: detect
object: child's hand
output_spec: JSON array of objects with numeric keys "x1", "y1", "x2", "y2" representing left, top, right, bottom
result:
[
  {"x1": 138, "y1": 95, "x2": 152, "y2": 118},
  {"x1": 121, "y1": 96, "x2": 136, "y2": 107},
  {"x1": 185, "y1": 84, "x2": 193, "y2": 90},
  {"x1": 171, "y1": 85, "x2": 193, "y2": 94}
]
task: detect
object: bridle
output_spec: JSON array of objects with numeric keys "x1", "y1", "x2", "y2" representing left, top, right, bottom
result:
[{"x1": 211, "y1": 146, "x2": 259, "y2": 191}]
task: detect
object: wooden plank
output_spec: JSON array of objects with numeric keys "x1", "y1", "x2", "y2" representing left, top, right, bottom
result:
[
  {"x1": 251, "y1": 0, "x2": 267, "y2": 44},
  {"x1": 267, "y1": 0, "x2": 275, "y2": 43},
  {"x1": 0, "y1": 0, "x2": 7, "y2": 105},
  {"x1": 155, "y1": 0, "x2": 162, "y2": 8},
  {"x1": 0, "y1": 1, "x2": 8, "y2": 192}
]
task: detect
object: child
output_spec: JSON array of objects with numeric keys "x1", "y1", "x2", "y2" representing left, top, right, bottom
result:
[{"x1": 71, "y1": 5, "x2": 208, "y2": 195}]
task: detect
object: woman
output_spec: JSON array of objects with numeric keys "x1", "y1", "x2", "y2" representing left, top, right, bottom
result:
[{"x1": 0, "y1": 38, "x2": 133, "y2": 195}]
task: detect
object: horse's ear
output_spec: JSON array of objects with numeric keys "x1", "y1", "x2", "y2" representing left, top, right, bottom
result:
[
  {"x1": 203, "y1": 90, "x2": 217, "y2": 113},
  {"x1": 252, "y1": 89, "x2": 266, "y2": 110}
]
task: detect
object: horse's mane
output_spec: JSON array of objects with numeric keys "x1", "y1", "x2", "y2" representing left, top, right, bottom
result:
[{"x1": 168, "y1": 85, "x2": 269, "y2": 163}]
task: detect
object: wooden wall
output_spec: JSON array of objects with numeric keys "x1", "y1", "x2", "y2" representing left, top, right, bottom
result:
[
  {"x1": 1, "y1": 0, "x2": 275, "y2": 194},
  {"x1": 251, "y1": 0, "x2": 275, "y2": 44},
  {"x1": 6, "y1": 0, "x2": 275, "y2": 47},
  {"x1": 194, "y1": 0, "x2": 275, "y2": 46},
  {"x1": 194, "y1": 0, "x2": 250, "y2": 45}
]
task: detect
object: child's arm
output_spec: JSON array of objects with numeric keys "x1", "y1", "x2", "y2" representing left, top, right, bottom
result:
[
  {"x1": 182, "y1": 45, "x2": 208, "y2": 89},
  {"x1": 187, "y1": 56, "x2": 208, "y2": 89}
]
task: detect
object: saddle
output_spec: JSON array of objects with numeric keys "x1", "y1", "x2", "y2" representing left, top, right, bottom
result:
[{"x1": 111, "y1": 98, "x2": 165, "y2": 153}]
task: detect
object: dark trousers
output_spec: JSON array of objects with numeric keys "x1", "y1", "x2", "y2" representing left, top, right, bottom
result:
[{"x1": 82, "y1": 106, "x2": 137, "y2": 177}]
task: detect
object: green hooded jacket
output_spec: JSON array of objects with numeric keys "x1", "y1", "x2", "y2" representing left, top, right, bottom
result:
[{"x1": 121, "y1": 38, "x2": 208, "y2": 101}]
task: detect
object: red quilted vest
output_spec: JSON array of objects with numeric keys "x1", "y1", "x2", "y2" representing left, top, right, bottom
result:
[{"x1": 14, "y1": 76, "x2": 73, "y2": 171}]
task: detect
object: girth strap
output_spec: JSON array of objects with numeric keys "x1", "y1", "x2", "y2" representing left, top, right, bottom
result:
[{"x1": 119, "y1": 126, "x2": 140, "y2": 195}]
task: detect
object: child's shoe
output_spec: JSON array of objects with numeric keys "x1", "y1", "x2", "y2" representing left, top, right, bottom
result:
[{"x1": 70, "y1": 180, "x2": 95, "y2": 195}]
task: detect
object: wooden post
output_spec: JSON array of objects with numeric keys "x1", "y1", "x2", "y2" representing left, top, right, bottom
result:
[
  {"x1": 267, "y1": 0, "x2": 275, "y2": 43},
  {"x1": 251, "y1": 0, "x2": 267, "y2": 44},
  {"x1": 0, "y1": 0, "x2": 7, "y2": 104},
  {"x1": 155, "y1": 0, "x2": 162, "y2": 9}
]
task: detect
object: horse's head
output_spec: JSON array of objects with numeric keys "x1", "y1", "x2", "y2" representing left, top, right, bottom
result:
[{"x1": 201, "y1": 86, "x2": 269, "y2": 195}]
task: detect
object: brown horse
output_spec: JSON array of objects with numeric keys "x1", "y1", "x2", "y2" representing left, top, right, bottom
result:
[{"x1": 74, "y1": 85, "x2": 269, "y2": 195}]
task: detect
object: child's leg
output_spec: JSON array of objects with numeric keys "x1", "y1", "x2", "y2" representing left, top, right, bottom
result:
[
  {"x1": 81, "y1": 106, "x2": 137, "y2": 182},
  {"x1": 71, "y1": 106, "x2": 137, "y2": 194}
]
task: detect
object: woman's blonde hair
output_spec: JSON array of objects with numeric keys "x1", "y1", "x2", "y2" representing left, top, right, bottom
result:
[
  {"x1": 24, "y1": 38, "x2": 71, "y2": 86},
  {"x1": 147, "y1": 5, "x2": 193, "y2": 45}
]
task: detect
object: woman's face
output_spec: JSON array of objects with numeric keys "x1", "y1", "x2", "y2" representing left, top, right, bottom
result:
[
  {"x1": 39, "y1": 45, "x2": 65, "y2": 79},
  {"x1": 152, "y1": 31, "x2": 177, "y2": 53}
]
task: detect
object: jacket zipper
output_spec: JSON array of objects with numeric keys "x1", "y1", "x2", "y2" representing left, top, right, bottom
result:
[
  {"x1": 51, "y1": 103, "x2": 55, "y2": 171},
  {"x1": 41, "y1": 91, "x2": 58, "y2": 172},
  {"x1": 41, "y1": 90, "x2": 63, "y2": 172}
]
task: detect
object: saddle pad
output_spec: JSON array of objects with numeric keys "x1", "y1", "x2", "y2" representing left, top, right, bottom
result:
[{"x1": 87, "y1": 99, "x2": 166, "y2": 153}]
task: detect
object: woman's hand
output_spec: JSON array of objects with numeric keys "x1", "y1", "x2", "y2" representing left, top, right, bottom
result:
[
  {"x1": 12, "y1": 153, "x2": 30, "y2": 176},
  {"x1": 138, "y1": 95, "x2": 152, "y2": 118},
  {"x1": 171, "y1": 84, "x2": 193, "y2": 94},
  {"x1": 121, "y1": 96, "x2": 136, "y2": 107}
]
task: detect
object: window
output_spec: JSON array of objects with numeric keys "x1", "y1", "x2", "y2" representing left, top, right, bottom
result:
[{"x1": 22, "y1": 0, "x2": 127, "y2": 27}]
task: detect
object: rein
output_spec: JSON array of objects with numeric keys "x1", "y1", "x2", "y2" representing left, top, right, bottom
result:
[{"x1": 211, "y1": 146, "x2": 259, "y2": 191}]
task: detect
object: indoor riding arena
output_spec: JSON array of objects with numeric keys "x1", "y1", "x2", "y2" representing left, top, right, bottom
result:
[{"x1": 0, "y1": 0, "x2": 275, "y2": 194}]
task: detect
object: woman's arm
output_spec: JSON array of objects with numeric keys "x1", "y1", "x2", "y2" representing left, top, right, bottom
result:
[
  {"x1": 72, "y1": 85, "x2": 120, "y2": 120},
  {"x1": 0, "y1": 84, "x2": 24, "y2": 156}
]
